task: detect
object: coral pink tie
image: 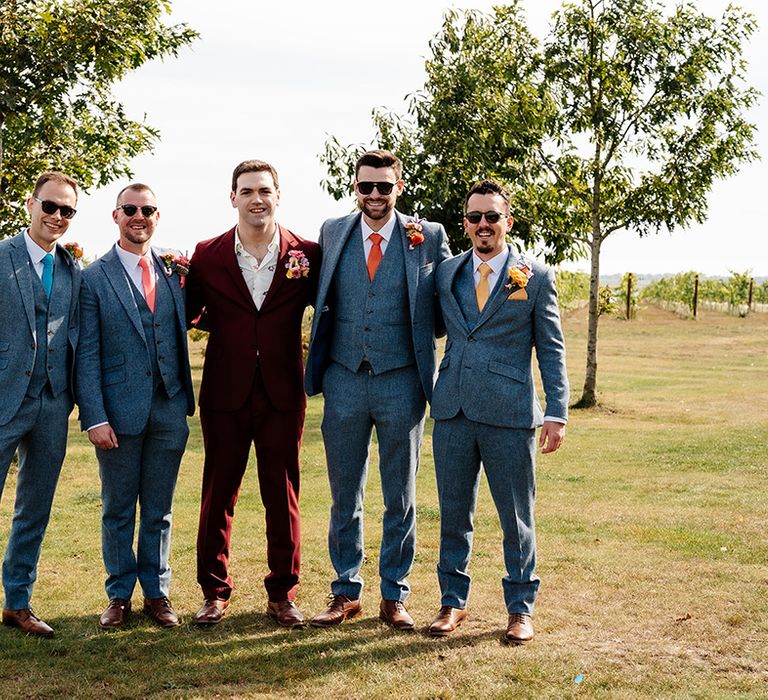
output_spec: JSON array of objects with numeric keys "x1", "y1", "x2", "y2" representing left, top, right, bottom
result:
[
  {"x1": 367, "y1": 233, "x2": 383, "y2": 281},
  {"x1": 138, "y1": 256, "x2": 156, "y2": 313}
]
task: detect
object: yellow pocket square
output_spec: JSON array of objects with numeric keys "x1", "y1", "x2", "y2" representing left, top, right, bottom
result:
[{"x1": 508, "y1": 288, "x2": 528, "y2": 300}]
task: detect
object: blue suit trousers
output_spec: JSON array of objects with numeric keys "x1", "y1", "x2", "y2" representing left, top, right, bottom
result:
[
  {"x1": 97, "y1": 388, "x2": 188, "y2": 600},
  {"x1": 321, "y1": 361, "x2": 426, "y2": 601},
  {"x1": 0, "y1": 388, "x2": 71, "y2": 610},
  {"x1": 433, "y1": 413, "x2": 540, "y2": 615}
]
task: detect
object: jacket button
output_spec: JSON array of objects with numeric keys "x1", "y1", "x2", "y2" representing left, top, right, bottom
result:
[
  {"x1": 146, "y1": 371, "x2": 152, "y2": 377},
  {"x1": 31, "y1": 343, "x2": 36, "y2": 350},
  {"x1": 25, "y1": 370, "x2": 32, "y2": 376}
]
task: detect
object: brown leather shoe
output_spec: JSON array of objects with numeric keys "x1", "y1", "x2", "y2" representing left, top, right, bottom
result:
[
  {"x1": 143, "y1": 597, "x2": 180, "y2": 628},
  {"x1": 310, "y1": 594, "x2": 362, "y2": 627},
  {"x1": 429, "y1": 606, "x2": 467, "y2": 637},
  {"x1": 379, "y1": 599, "x2": 414, "y2": 630},
  {"x1": 267, "y1": 600, "x2": 305, "y2": 629},
  {"x1": 99, "y1": 599, "x2": 131, "y2": 629},
  {"x1": 505, "y1": 613, "x2": 534, "y2": 644},
  {"x1": 193, "y1": 598, "x2": 229, "y2": 625},
  {"x1": 2, "y1": 608, "x2": 54, "y2": 637}
]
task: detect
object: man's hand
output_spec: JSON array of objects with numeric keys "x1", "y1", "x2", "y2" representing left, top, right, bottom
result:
[
  {"x1": 539, "y1": 421, "x2": 565, "y2": 454},
  {"x1": 88, "y1": 424, "x2": 119, "y2": 450}
]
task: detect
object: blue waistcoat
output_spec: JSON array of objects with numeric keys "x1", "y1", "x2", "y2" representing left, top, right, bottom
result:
[
  {"x1": 128, "y1": 267, "x2": 184, "y2": 398},
  {"x1": 26, "y1": 250, "x2": 73, "y2": 398},
  {"x1": 329, "y1": 228, "x2": 416, "y2": 374}
]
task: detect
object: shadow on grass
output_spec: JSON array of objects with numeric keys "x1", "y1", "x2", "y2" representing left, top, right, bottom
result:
[{"x1": 0, "y1": 610, "x2": 507, "y2": 695}]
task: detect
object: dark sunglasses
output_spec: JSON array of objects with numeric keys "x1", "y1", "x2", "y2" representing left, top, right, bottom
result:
[
  {"x1": 117, "y1": 204, "x2": 158, "y2": 217},
  {"x1": 465, "y1": 210, "x2": 504, "y2": 224},
  {"x1": 34, "y1": 197, "x2": 77, "y2": 220},
  {"x1": 356, "y1": 181, "x2": 397, "y2": 196}
]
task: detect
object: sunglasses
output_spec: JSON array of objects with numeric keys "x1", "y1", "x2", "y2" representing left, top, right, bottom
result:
[
  {"x1": 117, "y1": 204, "x2": 158, "y2": 217},
  {"x1": 465, "y1": 210, "x2": 504, "y2": 224},
  {"x1": 356, "y1": 181, "x2": 397, "y2": 196},
  {"x1": 34, "y1": 197, "x2": 77, "y2": 220}
]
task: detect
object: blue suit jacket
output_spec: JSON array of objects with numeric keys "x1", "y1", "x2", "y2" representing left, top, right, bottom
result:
[
  {"x1": 75, "y1": 244, "x2": 195, "y2": 435},
  {"x1": 431, "y1": 246, "x2": 569, "y2": 428},
  {"x1": 0, "y1": 233, "x2": 80, "y2": 426},
  {"x1": 304, "y1": 210, "x2": 451, "y2": 399}
]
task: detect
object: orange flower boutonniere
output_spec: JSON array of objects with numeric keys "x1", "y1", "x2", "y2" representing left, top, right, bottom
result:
[{"x1": 404, "y1": 216, "x2": 425, "y2": 250}]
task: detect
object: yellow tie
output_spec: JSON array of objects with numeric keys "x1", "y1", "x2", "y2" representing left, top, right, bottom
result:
[{"x1": 476, "y1": 262, "x2": 492, "y2": 311}]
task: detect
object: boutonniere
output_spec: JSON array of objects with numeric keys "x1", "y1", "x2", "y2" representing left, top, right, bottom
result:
[
  {"x1": 505, "y1": 259, "x2": 533, "y2": 300},
  {"x1": 285, "y1": 249, "x2": 310, "y2": 279},
  {"x1": 63, "y1": 242, "x2": 84, "y2": 262},
  {"x1": 159, "y1": 251, "x2": 190, "y2": 288},
  {"x1": 404, "y1": 216, "x2": 425, "y2": 250}
]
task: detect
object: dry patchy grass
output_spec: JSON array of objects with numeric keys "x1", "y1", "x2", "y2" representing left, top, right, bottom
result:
[{"x1": 0, "y1": 305, "x2": 766, "y2": 698}]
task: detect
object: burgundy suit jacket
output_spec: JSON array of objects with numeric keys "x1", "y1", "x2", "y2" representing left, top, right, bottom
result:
[{"x1": 185, "y1": 225, "x2": 320, "y2": 412}]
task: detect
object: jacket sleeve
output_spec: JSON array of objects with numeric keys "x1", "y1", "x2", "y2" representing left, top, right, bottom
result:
[
  {"x1": 532, "y1": 266, "x2": 569, "y2": 421},
  {"x1": 74, "y1": 275, "x2": 108, "y2": 430}
]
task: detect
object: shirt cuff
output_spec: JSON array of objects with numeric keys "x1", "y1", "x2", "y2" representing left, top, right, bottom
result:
[
  {"x1": 543, "y1": 416, "x2": 567, "y2": 424},
  {"x1": 85, "y1": 422, "x2": 109, "y2": 432}
]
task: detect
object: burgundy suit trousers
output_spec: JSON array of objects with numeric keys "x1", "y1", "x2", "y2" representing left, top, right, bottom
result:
[{"x1": 197, "y1": 370, "x2": 303, "y2": 602}]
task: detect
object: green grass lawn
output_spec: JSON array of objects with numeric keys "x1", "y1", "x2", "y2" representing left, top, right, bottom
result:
[{"x1": 1, "y1": 305, "x2": 766, "y2": 698}]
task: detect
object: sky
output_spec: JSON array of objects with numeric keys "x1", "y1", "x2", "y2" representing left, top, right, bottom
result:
[{"x1": 70, "y1": 0, "x2": 767, "y2": 276}]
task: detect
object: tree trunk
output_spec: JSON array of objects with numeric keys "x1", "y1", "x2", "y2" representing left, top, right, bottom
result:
[{"x1": 575, "y1": 228, "x2": 602, "y2": 408}]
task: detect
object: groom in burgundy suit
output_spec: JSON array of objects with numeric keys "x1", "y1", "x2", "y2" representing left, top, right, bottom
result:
[{"x1": 185, "y1": 160, "x2": 320, "y2": 627}]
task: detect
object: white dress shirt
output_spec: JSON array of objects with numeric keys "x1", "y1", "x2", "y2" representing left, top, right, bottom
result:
[
  {"x1": 114, "y1": 243, "x2": 158, "y2": 302},
  {"x1": 472, "y1": 248, "x2": 508, "y2": 292},
  {"x1": 235, "y1": 225, "x2": 280, "y2": 310},
  {"x1": 361, "y1": 214, "x2": 397, "y2": 259},
  {"x1": 24, "y1": 230, "x2": 55, "y2": 281}
]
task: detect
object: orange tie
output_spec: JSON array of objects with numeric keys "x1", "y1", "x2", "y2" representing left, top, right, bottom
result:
[
  {"x1": 476, "y1": 262, "x2": 492, "y2": 311},
  {"x1": 138, "y1": 256, "x2": 156, "y2": 313},
  {"x1": 367, "y1": 232, "x2": 383, "y2": 281}
]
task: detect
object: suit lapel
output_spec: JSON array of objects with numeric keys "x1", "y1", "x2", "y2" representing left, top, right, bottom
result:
[
  {"x1": 101, "y1": 245, "x2": 146, "y2": 340},
  {"x1": 9, "y1": 235, "x2": 36, "y2": 337},
  {"x1": 395, "y1": 211, "x2": 419, "y2": 321},
  {"x1": 473, "y1": 246, "x2": 514, "y2": 331},
  {"x1": 152, "y1": 250, "x2": 185, "y2": 331},
  {"x1": 316, "y1": 213, "x2": 360, "y2": 311},
  {"x1": 447, "y1": 251, "x2": 473, "y2": 334},
  {"x1": 261, "y1": 225, "x2": 292, "y2": 310}
]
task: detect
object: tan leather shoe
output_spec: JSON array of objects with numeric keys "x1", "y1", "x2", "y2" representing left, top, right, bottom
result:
[
  {"x1": 267, "y1": 600, "x2": 305, "y2": 629},
  {"x1": 143, "y1": 597, "x2": 180, "y2": 628},
  {"x1": 310, "y1": 595, "x2": 362, "y2": 627},
  {"x1": 379, "y1": 600, "x2": 414, "y2": 630},
  {"x1": 2, "y1": 608, "x2": 54, "y2": 637},
  {"x1": 99, "y1": 599, "x2": 131, "y2": 629},
  {"x1": 429, "y1": 606, "x2": 467, "y2": 637},
  {"x1": 193, "y1": 598, "x2": 229, "y2": 625},
  {"x1": 505, "y1": 613, "x2": 534, "y2": 644}
]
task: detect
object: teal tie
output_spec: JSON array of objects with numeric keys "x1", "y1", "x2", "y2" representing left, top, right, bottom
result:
[{"x1": 42, "y1": 253, "x2": 54, "y2": 298}]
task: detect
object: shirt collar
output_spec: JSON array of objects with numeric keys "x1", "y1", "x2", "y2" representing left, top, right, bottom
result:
[
  {"x1": 234, "y1": 224, "x2": 280, "y2": 256},
  {"x1": 472, "y1": 247, "x2": 509, "y2": 276},
  {"x1": 23, "y1": 229, "x2": 54, "y2": 265},
  {"x1": 361, "y1": 213, "x2": 397, "y2": 243},
  {"x1": 115, "y1": 241, "x2": 151, "y2": 269}
]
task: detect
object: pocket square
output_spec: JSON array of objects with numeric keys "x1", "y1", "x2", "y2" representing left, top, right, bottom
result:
[{"x1": 508, "y1": 288, "x2": 528, "y2": 300}]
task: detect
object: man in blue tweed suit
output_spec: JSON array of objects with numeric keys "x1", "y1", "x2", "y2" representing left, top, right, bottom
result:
[
  {"x1": 428, "y1": 179, "x2": 568, "y2": 644},
  {"x1": 75, "y1": 184, "x2": 194, "y2": 630},
  {"x1": 306, "y1": 150, "x2": 451, "y2": 629},
  {"x1": 0, "y1": 172, "x2": 81, "y2": 638}
]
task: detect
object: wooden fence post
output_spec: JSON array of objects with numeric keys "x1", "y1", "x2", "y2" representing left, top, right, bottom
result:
[
  {"x1": 748, "y1": 277, "x2": 754, "y2": 312},
  {"x1": 693, "y1": 274, "x2": 699, "y2": 320},
  {"x1": 626, "y1": 273, "x2": 633, "y2": 320}
]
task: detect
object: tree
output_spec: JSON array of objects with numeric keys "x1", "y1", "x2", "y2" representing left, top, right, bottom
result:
[
  {"x1": 320, "y1": 0, "x2": 759, "y2": 407},
  {"x1": 0, "y1": 0, "x2": 197, "y2": 238}
]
